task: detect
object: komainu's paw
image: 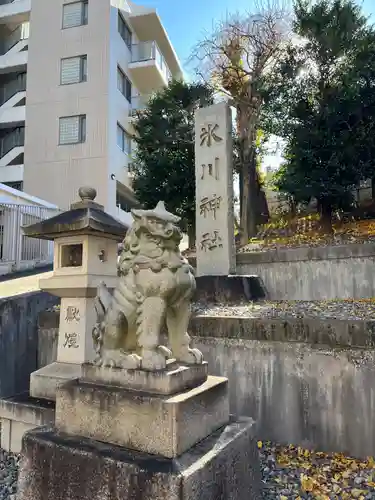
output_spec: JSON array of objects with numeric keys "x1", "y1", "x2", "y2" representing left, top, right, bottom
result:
[
  {"x1": 175, "y1": 347, "x2": 204, "y2": 365},
  {"x1": 98, "y1": 350, "x2": 142, "y2": 370},
  {"x1": 141, "y1": 349, "x2": 167, "y2": 371},
  {"x1": 157, "y1": 345, "x2": 173, "y2": 359}
]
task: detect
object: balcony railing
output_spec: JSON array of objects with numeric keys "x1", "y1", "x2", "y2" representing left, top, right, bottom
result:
[
  {"x1": 129, "y1": 94, "x2": 150, "y2": 116},
  {"x1": 131, "y1": 41, "x2": 172, "y2": 82},
  {"x1": 0, "y1": 22, "x2": 29, "y2": 55},
  {"x1": 0, "y1": 72, "x2": 26, "y2": 106},
  {"x1": 0, "y1": 126, "x2": 24, "y2": 158}
]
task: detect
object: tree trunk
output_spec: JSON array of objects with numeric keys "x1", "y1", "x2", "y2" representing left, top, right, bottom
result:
[
  {"x1": 238, "y1": 106, "x2": 259, "y2": 245},
  {"x1": 318, "y1": 199, "x2": 333, "y2": 234},
  {"x1": 187, "y1": 225, "x2": 196, "y2": 249}
]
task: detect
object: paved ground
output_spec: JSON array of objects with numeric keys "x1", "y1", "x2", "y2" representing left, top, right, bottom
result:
[{"x1": 0, "y1": 271, "x2": 52, "y2": 299}]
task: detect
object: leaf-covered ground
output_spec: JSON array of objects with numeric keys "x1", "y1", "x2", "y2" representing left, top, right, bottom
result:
[
  {"x1": 259, "y1": 441, "x2": 375, "y2": 499},
  {"x1": 184, "y1": 217, "x2": 375, "y2": 257},
  {"x1": 242, "y1": 216, "x2": 375, "y2": 253}
]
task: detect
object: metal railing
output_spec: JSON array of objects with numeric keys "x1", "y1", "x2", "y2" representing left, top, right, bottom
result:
[
  {"x1": 0, "y1": 127, "x2": 25, "y2": 158},
  {"x1": 0, "y1": 204, "x2": 59, "y2": 266},
  {"x1": 0, "y1": 72, "x2": 26, "y2": 106},
  {"x1": 129, "y1": 94, "x2": 150, "y2": 116},
  {"x1": 0, "y1": 22, "x2": 29, "y2": 55},
  {"x1": 131, "y1": 41, "x2": 172, "y2": 82}
]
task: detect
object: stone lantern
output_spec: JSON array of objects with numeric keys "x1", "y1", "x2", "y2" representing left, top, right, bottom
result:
[{"x1": 23, "y1": 187, "x2": 128, "y2": 401}]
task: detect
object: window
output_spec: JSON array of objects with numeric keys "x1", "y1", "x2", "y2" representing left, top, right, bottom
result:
[
  {"x1": 59, "y1": 115, "x2": 86, "y2": 145},
  {"x1": 60, "y1": 55, "x2": 87, "y2": 85},
  {"x1": 62, "y1": 1, "x2": 88, "y2": 29},
  {"x1": 116, "y1": 123, "x2": 131, "y2": 154},
  {"x1": 118, "y1": 13, "x2": 132, "y2": 50},
  {"x1": 117, "y1": 66, "x2": 131, "y2": 102}
]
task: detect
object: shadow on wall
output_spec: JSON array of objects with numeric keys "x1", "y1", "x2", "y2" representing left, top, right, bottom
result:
[{"x1": 0, "y1": 291, "x2": 59, "y2": 399}]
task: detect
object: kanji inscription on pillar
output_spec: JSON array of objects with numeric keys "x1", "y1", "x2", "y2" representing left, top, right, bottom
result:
[
  {"x1": 57, "y1": 298, "x2": 97, "y2": 364},
  {"x1": 195, "y1": 102, "x2": 236, "y2": 276}
]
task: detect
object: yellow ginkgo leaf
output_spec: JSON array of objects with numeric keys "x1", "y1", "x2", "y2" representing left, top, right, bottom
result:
[{"x1": 300, "y1": 474, "x2": 315, "y2": 492}]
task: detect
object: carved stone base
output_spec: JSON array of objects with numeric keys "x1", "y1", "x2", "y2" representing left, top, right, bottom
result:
[
  {"x1": 55, "y1": 375, "x2": 229, "y2": 458},
  {"x1": 30, "y1": 362, "x2": 84, "y2": 401},
  {"x1": 82, "y1": 360, "x2": 208, "y2": 395},
  {"x1": 17, "y1": 418, "x2": 262, "y2": 500}
]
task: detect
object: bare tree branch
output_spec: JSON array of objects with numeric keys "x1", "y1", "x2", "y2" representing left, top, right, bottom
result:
[{"x1": 189, "y1": 0, "x2": 292, "y2": 242}]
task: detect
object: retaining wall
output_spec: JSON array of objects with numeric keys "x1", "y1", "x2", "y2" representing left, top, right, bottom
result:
[
  {"x1": 189, "y1": 243, "x2": 375, "y2": 300},
  {"x1": 236, "y1": 243, "x2": 375, "y2": 300},
  {"x1": 37, "y1": 309, "x2": 375, "y2": 458},
  {"x1": 0, "y1": 292, "x2": 58, "y2": 399}
]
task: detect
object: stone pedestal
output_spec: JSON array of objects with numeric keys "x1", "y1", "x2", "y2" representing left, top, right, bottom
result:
[
  {"x1": 56, "y1": 374, "x2": 229, "y2": 458},
  {"x1": 30, "y1": 362, "x2": 83, "y2": 401},
  {"x1": 17, "y1": 418, "x2": 261, "y2": 500},
  {"x1": 0, "y1": 393, "x2": 55, "y2": 452}
]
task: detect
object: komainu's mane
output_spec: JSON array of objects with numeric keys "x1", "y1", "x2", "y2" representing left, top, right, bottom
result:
[{"x1": 118, "y1": 216, "x2": 184, "y2": 276}]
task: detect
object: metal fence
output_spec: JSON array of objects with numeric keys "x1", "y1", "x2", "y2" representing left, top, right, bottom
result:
[{"x1": 0, "y1": 204, "x2": 59, "y2": 268}]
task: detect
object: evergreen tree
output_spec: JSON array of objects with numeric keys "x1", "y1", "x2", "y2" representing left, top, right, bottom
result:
[
  {"x1": 132, "y1": 80, "x2": 214, "y2": 241},
  {"x1": 263, "y1": 0, "x2": 375, "y2": 230}
]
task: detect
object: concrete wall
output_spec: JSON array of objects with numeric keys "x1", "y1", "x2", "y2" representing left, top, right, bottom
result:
[
  {"x1": 24, "y1": 0, "x2": 112, "y2": 210},
  {"x1": 38, "y1": 309, "x2": 375, "y2": 458},
  {"x1": 236, "y1": 243, "x2": 375, "y2": 300},
  {"x1": 0, "y1": 291, "x2": 58, "y2": 398},
  {"x1": 190, "y1": 315, "x2": 375, "y2": 459}
]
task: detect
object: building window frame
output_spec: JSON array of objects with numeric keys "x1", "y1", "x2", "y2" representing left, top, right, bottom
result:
[
  {"x1": 116, "y1": 123, "x2": 131, "y2": 155},
  {"x1": 59, "y1": 115, "x2": 86, "y2": 145},
  {"x1": 117, "y1": 66, "x2": 132, "y2": 103},
  {"x1": 62, "y1": 0, "x2": 88, "y2": 30},
  {"x1": 118, "y1": 12, "x2": 132, "y2": 51},
  {"x1": 60, "y1": 55, "x2": 87, "y2": 85}
]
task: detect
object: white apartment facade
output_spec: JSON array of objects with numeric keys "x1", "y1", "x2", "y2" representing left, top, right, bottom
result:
[{"x1": 0, "y1": 0, "x2": 182, "y2": 222}]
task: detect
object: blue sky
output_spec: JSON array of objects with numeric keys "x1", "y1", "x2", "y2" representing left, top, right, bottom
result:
[
  {"x1": 138, "y1": 0, "x2": 265, "y2": 73},
  {"x1": 139, "y1": 0, "x2": 374, "y2": 76}
]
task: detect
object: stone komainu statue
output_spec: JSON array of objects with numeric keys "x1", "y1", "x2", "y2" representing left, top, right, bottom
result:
[{"x1": 92, "y1": 201, "x2": 203, "y2": 371}]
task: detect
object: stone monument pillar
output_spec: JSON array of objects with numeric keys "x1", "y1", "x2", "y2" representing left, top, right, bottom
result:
[
  {"x1": 24, "y1": 187, "x2": 129, "y2": 401},
  {"x1": 195, "y1": 101, "x2": 236, "y2": 276},
  {"x1": 193, "y1": 102, "x2": 267, "y2": 303},
  {"x1": 16, "y1": 201, "x2": 261, "y2": 500}
]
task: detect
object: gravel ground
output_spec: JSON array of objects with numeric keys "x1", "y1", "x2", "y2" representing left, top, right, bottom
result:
[
  {"x1": 0, "y1": 449, "x2": 19, "y2": 500},
  {"x1": 193, "y1": 299, "x2": 375, "y2": 321}
]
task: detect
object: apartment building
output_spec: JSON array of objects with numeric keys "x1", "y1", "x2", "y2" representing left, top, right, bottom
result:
[{"x1": 0, "y1": 0, "x2": 182, "y2": 222}]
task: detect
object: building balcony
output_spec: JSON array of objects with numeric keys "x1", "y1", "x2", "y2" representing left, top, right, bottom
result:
[
  {"x1": 0, "y1": 163, "x2": 23, "y2": 183},
  {"x1": 128, "y1": 41, "x2": 171, "y2": 94},
  {"x1": 128, "y1": 94, "x2": 150, "y2": 132},
  {"x1": 0, "y1": 103, "x2": 25, "y2": 126},
  {"x1": 128, "y1": 6, "x2": 182, "y2": 80},
  {"x1": 0, "y1": 127, "x2": 25, "y2": 187},
  {"x1": 0, "y1": 0, "x2": 30, "y2": 24},
  {"x1": 0, "y1": 73, "x2": 26, "y2": 127},
  {"x1": 129, "y1": 94, "x2": 150, "y2": 116},
  {"x1": 0, "y1": 23, "x2": 28, "y2": 74}
]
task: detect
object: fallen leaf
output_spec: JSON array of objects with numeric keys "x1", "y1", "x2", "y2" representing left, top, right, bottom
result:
[{"x1": 300, "y1": 474, "x2": 315, "y2": 492}]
